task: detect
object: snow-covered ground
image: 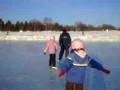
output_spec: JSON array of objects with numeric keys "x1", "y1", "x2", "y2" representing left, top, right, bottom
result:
[
  {"x1": 0, "y1": 31, "x2": 120, "y2": 41},
  {"x1": 0, "y1": 40, "x2": 120, "y2": 90}
]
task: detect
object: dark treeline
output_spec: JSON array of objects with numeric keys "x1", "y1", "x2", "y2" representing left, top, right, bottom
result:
[{"x1": 0, "y1": 18, "x2": 119, "y2": 32}]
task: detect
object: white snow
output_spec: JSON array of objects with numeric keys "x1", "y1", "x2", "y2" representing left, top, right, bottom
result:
[{"x1": 0, "y1": 31, "x2": 120, "y2": 41}]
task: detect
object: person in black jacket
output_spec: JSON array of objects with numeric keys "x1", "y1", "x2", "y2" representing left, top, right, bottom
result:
[{"x1": 59, "y1": 29, "x2": 71, "y2": 60}]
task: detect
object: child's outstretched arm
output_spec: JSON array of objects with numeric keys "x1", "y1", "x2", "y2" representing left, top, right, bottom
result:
[
  {"x1": 89, "y1": 58, "x2": 110, "y2": 74},
  {"x1": 43, "y1": 47, "x2": 48, "y2": 55},
  {"x1": 58, "y1": 58, "x2": 73, "y2": 77},
  {"x1": 58, "y1": 69, "x2": 65, "y2": 77},
  {"x1": 43, "y1": 42, "x2": 49, "y2": 55}
]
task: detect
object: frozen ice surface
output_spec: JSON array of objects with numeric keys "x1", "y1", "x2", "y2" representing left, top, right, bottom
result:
[
  {"x1": 0, "y1": 40, "x2": 120, "y2": 90},
  {"x1": 0, "y1": 41, "x2": 65, "y2": 90}
]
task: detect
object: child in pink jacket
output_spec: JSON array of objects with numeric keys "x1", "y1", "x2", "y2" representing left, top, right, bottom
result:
[{"x1": 44, "y1": 35, "x2": 57, "y2": 70}]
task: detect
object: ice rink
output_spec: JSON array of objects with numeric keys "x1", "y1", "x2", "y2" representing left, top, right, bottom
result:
[{"x1": 0, "y1": 40, "x2": 120, "y2": 90}]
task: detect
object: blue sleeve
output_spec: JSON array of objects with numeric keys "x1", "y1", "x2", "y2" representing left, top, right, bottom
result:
[
  {"x1": 59, "y1": 59, "x2": 72, "y2": 72},
  {"x1": 89, "y1": 59, "x2": 104, "y2": 71}
]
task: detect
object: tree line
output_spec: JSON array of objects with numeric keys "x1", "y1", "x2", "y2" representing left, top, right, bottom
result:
[{"x1": 0, "y1": 18, "x2": 119, "y2": 32}]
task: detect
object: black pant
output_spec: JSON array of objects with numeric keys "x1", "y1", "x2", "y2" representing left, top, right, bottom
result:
[
  {"x1": 65, "y1": 82, "x2": 83, "y2": 90},
  {"x1": 49, "y1": 54, "x2": 56, "y2": 67},
  {"x1": 59, "y1": 46, "x2": 69, "y2": 60}
]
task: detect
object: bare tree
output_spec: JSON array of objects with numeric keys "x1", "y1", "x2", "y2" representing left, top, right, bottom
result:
[
  {"x1": 5, "y1": 20, "x2": 12, "y2": 31},
  {"x1": 0, "y1": 18, "x2": 4, "y2": 31},
  {"x1": 43, "y1": 17, "x2": 53, "y2": 30}
]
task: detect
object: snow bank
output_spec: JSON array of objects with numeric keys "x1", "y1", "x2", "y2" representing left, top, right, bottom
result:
[{"x1": 0, "y1": 31, "x2": 120, "y2": 42}]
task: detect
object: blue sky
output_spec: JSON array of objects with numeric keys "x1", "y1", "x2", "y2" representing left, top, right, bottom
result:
[{"x1": 0, "y1": 0, "x2": 120, "y2": 27}]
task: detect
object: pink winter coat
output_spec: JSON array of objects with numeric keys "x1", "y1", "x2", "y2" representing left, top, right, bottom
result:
[{"x1": 44, "y1": 36, "x2": 57, "y2": 54}]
